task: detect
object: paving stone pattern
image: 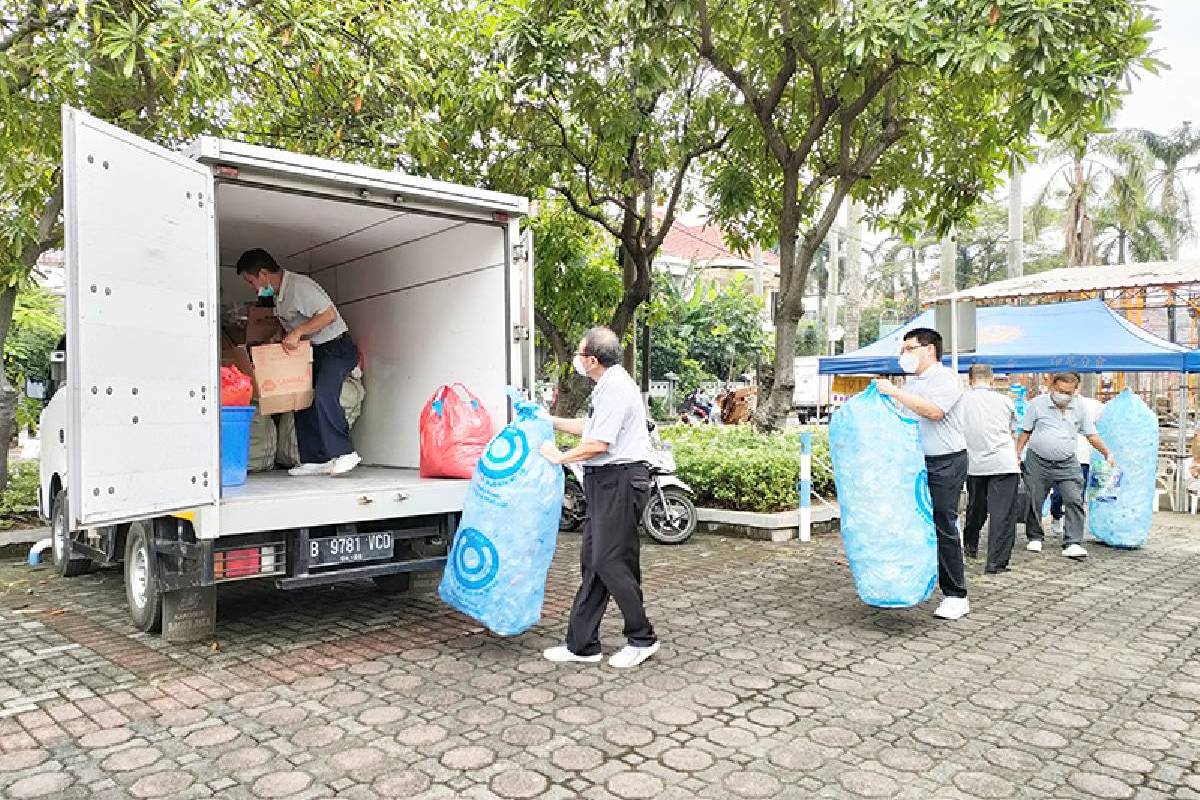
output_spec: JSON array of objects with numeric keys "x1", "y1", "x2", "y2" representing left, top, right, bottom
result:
[{"x1": 3, "y1": 514, "x2": 1200, "y2": 798}]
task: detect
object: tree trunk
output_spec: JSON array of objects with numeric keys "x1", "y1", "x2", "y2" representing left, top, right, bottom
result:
[
  {"x1": 1163, "y1": 170, "x2": 1179, "y2": 260},
  {"x1": 2, "y1": 176, "x2": 65, "y2": 490},
  {"x1": 843, "y1": 200, "x2": 864, "y2": 351},
  {"x1": 909, "y1": 248, "x2": 921, "y2": 317}
]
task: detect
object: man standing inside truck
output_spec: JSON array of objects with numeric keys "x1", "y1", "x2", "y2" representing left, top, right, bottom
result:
[
  {"x1": 236, "y1": 249, "x2": 362, "y2": 477},
  {"x1": 539, "y1": 326, "x2": 660, "y2": 669}
]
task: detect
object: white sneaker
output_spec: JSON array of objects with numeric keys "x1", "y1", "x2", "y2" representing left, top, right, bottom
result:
[
  {"x1": 1051, "y1": 518, "x2": 1065, "y2": 536},
  {"x1": 1026, "y1": 540, "x2": 1043, "y2": 553},
  {"x1": 288, "y1": 461, "x2": 332, "y2": 477},
  {"x1": 543, "y1": 646, "x2": 602, "y2": 664},
  {"x1": 933, "y1": 597, "x2": 970, "y2": 620},
  {"x1": 608, "y1": 642, "x2": 661, "y2": 669},
  {"x1": 1062, "y1": 544, "x2": 1088, "y2": 559},
  {"x1": 330, "y1": 452, "x2": 362, "y2": 476}
]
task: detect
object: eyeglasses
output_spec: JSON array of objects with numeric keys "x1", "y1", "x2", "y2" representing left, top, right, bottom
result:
[
  {"x1": 899, "y1": 343, "x2": 927, "y2": 354},
  {"x1": 575, "y1": 350, "x2": 591, "y2": 358}
]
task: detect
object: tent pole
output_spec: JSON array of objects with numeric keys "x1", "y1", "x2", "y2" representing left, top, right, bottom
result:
[
  {"x1": 950, "y1": 296, "x2": 959, "y2": 374},
  {"x1": 1178, "y1": 377, "x2": 1190, "y2": 512}
]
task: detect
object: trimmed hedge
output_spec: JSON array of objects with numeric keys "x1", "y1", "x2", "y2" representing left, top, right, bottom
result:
[
  {"x1": 660, "y1": 425, "x2": 833, "y2": 514},
  {"x1": 557, "y1": 425, "x2": 833, "y2": 514}
]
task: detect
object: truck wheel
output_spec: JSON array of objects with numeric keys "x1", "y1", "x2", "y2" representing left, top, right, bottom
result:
[
  {"x1": 642, "y1": 487, "x2": 698, "y2": 545},
  {"x1": 372, "y1": 573, "x2": 412, "y2": 594},
  {"x1": 51, "y1": 491, "x2": 92, "y2": 577},
  {"x1": 124, "y1": 521, "x2": 162, "y2": 633},
  {"x1": 560, "y1": 477, "x2": 586, "y2": 532}
]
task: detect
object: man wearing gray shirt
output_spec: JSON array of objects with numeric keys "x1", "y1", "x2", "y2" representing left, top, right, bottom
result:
[
  {"x1": 540, "y1": 327, "x2": 659, "y2": 669},
  {"x1": 237, "y1": 249, "x2": 361, "y2": 477},
  {"x1": 874, "y1": 327, "x2": 970, "y2": 620},
  {"x1": 1017, "y1": 372, "x2": 1114, "y2": 560},
  {"x1": 960, "y1": 365, "x2": 1020, "y2": 574}
]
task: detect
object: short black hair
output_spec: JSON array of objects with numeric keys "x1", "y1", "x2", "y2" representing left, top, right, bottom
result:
[
  {"x1": 235, "y1": 248, "x2": 281, "y2": 275},
  {"x1": 1051, "y1": 372, "x2": 1081, "y2": 387},
  {"x1": 903, "y1": 327, "x2": 944, "y2": 360},
  {"x1": 581, "y1": 326, "x2": 622, "y2": 367}
]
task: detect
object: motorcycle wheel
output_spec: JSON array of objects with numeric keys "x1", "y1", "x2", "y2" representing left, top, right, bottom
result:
[
  {"x1": 643, "y1": 487, "x2": 698, "y2": 545},
  {"x1": 561, "y1": 477, "x2": 586, "y2": 532}
]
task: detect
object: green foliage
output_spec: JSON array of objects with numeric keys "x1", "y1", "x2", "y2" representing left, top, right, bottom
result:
[
  {"x1": 5, "y1": 285, "x2": 62, "y2": 390},
  {"x1": 660, "y1": 425, "x2": 833, "y2": 513},
  {"x1": 530, "y1": 199, "x2": 622, "y2": 372},
  {"x1": 649, "y1": 275, "x2": 768, "y2": 394},
  {"x1": 0, "y1": 461, "x2": 40, "y2": 528}
]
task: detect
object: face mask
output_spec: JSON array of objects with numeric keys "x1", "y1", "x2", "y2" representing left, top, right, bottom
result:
[
  {"x1": 572, "y1": 355, "x2": 589, "y2": 377},
  {"x1": 898, "y1": 352, "x2": 920, "y2": 374},
  {"x1": 1051, "y1": 391, "x2": 1072, "y2": 407},
  {"x1": 257, "y1": 285, "x2": 275, "y2": 298}
]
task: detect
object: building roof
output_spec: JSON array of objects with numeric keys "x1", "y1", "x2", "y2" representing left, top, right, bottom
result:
[
  {"x1": 658, "y1": 220, "x2": 780, "y2": 271},
  {"x1": 931, "y1": 260, "x2": 1200, "y2": 303}
]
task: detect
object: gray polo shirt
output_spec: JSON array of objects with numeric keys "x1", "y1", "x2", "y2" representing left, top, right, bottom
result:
[
  {"x1": 1022, "y1": 393, "x2": 1097, "y2": 462},
  {"x1": 904, "y1": 363, "x2": 966, "y2": 457},
  {"x1": 275, "y1": 270, "x2": 349, "y2": 346},
  {"x1": 961, "y1": 386, "x2": 1019, "y2": 476},
  {"x1": 583, "y1": 365, "x2": 653, "y2": 466}
]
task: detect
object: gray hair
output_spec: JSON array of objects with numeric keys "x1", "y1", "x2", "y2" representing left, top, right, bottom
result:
[
  {"x1": 968, "y1": 364, "x2": 993, "y2": 383},
  {"x1": 582, "y1": 326, "x2": 622, "y2": 367}
]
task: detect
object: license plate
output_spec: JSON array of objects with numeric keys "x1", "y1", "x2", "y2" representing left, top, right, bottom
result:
[{"x1": 310, "y1": 533, "x2": 394, "y2": 566}]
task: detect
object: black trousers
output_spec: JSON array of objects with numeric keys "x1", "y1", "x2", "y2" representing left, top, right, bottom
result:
[
  {"x1": 926, "y1": 451, "x2": 969, "y2": 599},
  {"x1": 296, "y1": 333, "x2": 359, "y2": 464},
  {"x1": 565, "y1": 463, "x2": 656, "y2": 655},
  {"x1": 963, "y1": 473, "x2": 1020, "y2": 572},
  {"x1": 1024, "y1": 452, "x2": 1086, "y2": 546}
]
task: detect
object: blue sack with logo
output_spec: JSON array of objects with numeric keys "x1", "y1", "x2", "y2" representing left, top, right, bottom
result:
[
  {"x1": 439, "y1": 388, "x2": 564, "y2": 636},
  {"x1": 1088, "y1": 389, "x2": 1155, "y2": 549},
  {"x1": 829, "y1": 383, "x2": 937, "y2": 607}
]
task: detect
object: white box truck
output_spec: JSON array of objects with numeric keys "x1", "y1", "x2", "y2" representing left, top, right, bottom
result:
[
  {"x1": 792, "y1": 356, "x2": 842, "y2": 423},
  {"x1": 39, "y1": 108, "x2": 534, "y2": 641}
]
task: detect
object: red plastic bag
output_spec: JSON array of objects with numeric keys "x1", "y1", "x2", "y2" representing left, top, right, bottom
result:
[
  {"x1": 420, "y1": 384, "x2": 494, "y2": 478},
  {"x1": 221, "y1": 366, "x2": 254, "y2": 407}
]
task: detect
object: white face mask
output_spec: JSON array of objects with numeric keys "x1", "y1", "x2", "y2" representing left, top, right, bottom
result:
[
  {"x1": 572, "y1": 355, "x2": 589, "y2": 377},
  {"x1": 898, "y1": 352, "x2": 920, "y2": 374},
  {"x1": 1051, "y1": 391, "x2": 1073, "y2": 407}
]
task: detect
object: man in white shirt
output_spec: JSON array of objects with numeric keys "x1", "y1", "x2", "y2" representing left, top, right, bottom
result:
[
  {"x1": 1048, "y1": 393, "x2": 1103, "y2": 536},
  {"x1": 960, "y1": 365, "x2": 1020, "y2": 574},
  {"x1": 1017, "y1": 372, "x2": 1115, "y2": 560},
  {"x1": 237, "y1": 249, "x2": 361, "y2": 477},
  {"x1": 874, "y1": 327, "x2": 969, "y2": 621},
  {"x1": 540, "y1": 327, "x2": 659, "y2": 669}
]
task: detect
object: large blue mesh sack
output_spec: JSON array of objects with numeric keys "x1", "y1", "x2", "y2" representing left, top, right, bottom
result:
[
  {"x1": 1088, "y1": 389, "x2": 1155, "y2": 549},
  {"x1": 829, "y1": 383, "x2": 937, "y2": 607},
  {"x1": 439, "y1": 389, "x2": 564, "y2": 635}
]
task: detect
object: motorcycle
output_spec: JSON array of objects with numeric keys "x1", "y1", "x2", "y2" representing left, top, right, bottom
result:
[{"x1": 559, "y1": 421, "x2": 698, "y2": 545}]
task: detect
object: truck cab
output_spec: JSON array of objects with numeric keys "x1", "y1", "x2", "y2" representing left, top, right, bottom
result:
[{"x1": 41, "y1": 108, "x2": 534, "y2": 641}]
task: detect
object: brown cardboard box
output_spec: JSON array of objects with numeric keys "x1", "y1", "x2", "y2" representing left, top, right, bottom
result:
[
  {"x1": 250, "y1": 342, "x2": 314, "y2": 415},
  {"x1": 246, "y1": 305, "x2": 284, "y2": 346},
  {"x1": 221, "y1": 329, "x2": 257, "y2": 397}
]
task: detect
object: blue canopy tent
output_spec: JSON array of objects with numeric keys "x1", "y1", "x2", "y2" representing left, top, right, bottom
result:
[{"x1": 819, "y1": 299, "x2": 1193, "y2": 375}]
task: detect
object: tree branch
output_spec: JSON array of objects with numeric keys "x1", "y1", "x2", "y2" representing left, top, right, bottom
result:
[
  {"x1": 554, "y1": 185, "x2": 624, "y2": 240},
  {"x1": 0, "y1": 5, "x2": 72, "y2": 53}
]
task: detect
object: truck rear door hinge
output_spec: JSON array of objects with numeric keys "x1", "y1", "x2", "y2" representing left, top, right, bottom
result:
[
  {"x1": 512, "y1": 324, "x2": 530, "y2": 342},
  {"x1": 513, "y1": 244, "x2": 528, "y2": 262}
]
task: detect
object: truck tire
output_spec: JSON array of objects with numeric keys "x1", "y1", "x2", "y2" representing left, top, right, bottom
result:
[
  {"x1": 372, "y1": 573, "x2": 412, "y2": 594},
  {"x1": 51, "y1": 491, "x2": 92, "y2": 577},
  {"x1": 124, "y1": 520, "x2": 162, "y2": 633}
]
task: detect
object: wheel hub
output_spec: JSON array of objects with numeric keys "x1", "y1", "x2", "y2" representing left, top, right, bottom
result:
[{"x1": 130, "y1": 545, "x2": 148, "y2": 609}]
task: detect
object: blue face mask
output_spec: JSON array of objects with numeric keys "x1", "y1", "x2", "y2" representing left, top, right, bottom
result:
[{"x1": 257, "y1": 285, "x2": 275, "y2": 298}]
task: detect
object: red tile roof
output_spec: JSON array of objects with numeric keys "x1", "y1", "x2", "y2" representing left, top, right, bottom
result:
[{"x1": 658, "y1": 220, "x2": 780, "y2": 268}]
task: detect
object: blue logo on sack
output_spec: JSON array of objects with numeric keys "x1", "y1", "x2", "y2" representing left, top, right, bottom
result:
[
  {"x1": 478, "y1": 428, "x2": 529, "y2": 480},
  {"x1": 451, "y1": 527, "x2": 500, "y2": 590},
  {"x1": 914, "y1": 470, "x2": 934, "y2": 524}
]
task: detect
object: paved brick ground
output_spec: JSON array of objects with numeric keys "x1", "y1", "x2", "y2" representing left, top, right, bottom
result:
[{"x1": 2, "y1": 514, "x2": 1200, "y2": 799}]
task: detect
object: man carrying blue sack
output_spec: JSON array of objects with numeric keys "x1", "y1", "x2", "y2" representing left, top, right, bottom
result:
[
  {"x1": 539, "y1": 327, "x2": 660, "y2": 669},
  {"x1": 874, "y1": 328, "x2": 970, "y2": 621}
]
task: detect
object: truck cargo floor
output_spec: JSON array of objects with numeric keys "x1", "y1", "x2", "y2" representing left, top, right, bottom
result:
[{"x1": 216, "y1": 467, "x2": 470, "y2": 536}]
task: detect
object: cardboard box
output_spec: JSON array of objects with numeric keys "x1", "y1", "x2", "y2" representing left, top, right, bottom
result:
[
  {"x1": 246, "y1": 305, "x2": 284, "y2": 346},
  {"x1": 250, "y1": 342, "x2": 314, "y2": 415}
]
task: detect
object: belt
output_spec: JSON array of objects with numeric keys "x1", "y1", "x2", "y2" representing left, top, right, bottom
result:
[
  {"x1": 925, "y1": 450, "x2": 967, "y2": 462},
  {"x1": 583, "y1": 461, "x2": 649, "y2": 475}
]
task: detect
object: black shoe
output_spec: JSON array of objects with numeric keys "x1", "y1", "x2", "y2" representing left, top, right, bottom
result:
[
  {"x1": 965, "y1": 550, "x2": 979, "y2": 560},
  {"x1": 984, "y1": 566, "x2": 1011, "y2": 574}
]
